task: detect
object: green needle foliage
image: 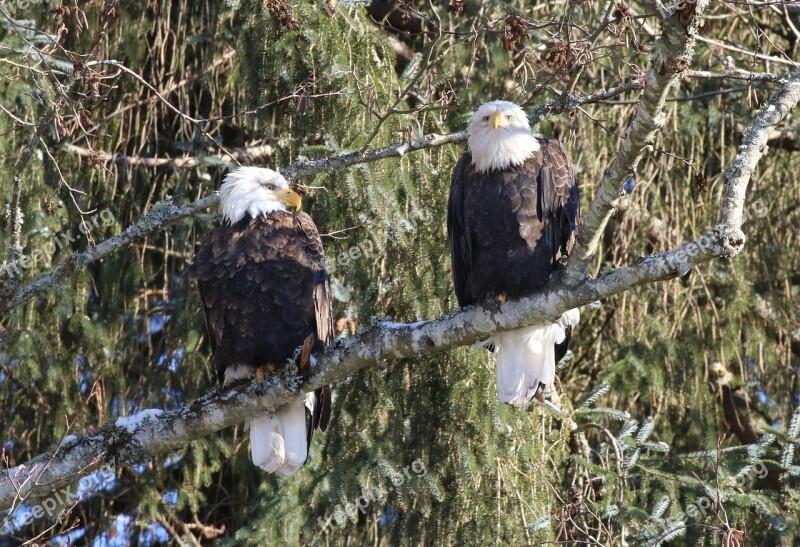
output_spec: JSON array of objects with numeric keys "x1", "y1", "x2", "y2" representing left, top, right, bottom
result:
[{"x1": 0, "y1": 0, "x2": 798, "y2": 545}]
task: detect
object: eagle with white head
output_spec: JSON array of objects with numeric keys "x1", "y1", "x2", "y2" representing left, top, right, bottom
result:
[
  {"x1": 448, "y1": 100, "x2": 580, "y2": 406},
  {"x1": 188, "y1": 166, "x2": 332, "y2": 475}
]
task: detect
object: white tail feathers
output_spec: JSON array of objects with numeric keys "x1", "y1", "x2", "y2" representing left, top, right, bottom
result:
[
  {"x1": 249, "y1": 393, "x2": 315, "y2": 476},
  {"x1": 487, "y1": 309, "x2": 580, "y2": 407}
]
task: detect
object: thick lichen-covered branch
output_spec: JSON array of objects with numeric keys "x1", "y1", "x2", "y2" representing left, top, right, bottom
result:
[
  {"x1": 0, "y1": 232, "x2": 736, "y2": 509},
  {"x1": 0, "y1": 79, "x2": 644, "y2": 316},
  {"x1": 0, "y1": 68, "x2": 798, "y2": 509},
  {"x1": 717, "y1": 68, "x2": 800, "y2": 248},
  {"x1": 563, "y1": 0, "x2": 711, "y2": 284}
]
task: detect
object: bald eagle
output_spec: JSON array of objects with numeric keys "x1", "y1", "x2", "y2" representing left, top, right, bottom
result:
[
  {"x1": 187, "y1": 167, "x2": 332, "y2": 475},
  {"x1": 447, "y1": 101, "x2": 580, "y2": 407}
]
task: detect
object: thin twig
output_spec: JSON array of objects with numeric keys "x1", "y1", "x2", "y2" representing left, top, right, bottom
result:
[
  {"x1": 1, "y1": 69, "x2": 798, "y2": 507},
  {"x1": 0, "y1": 77, "x2": 694, "y2": 315},
  {"x1": 696, "y1": 35, "x2": 798, "y2": 67}
]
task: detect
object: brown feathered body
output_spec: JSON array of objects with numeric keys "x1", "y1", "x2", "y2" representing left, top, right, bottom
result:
[
  {"x1": 189, "y1": 212, "x2": 332, "y2": 377},
  {"x1": 447, "y1": 101, "x2": 580, "y2": 406},
  {"x1": 448, "y1": 140, "x2": 579, "y2": 307},
  {"x1": 187, "y1": 205, "x2": 331, "y2": 474}
]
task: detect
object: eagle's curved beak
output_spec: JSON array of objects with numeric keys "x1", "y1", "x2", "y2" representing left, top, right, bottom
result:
[
  {"x1": 490, "y1": 111, "x2": 506, "y2": 129},
  {"x1": 280, "y1": 188, "x2": 303, "y2": 211}
]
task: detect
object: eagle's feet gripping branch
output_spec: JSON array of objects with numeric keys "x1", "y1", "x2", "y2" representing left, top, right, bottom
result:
[
  {"x1": 254, "y1": 335, "x2": 315, "y2": 385},
  {"x1": 297, "y1": 334, "x2": 315, "y2": 378},
  {"x1": 255, "y1": 364, "x2": 277, "y2": 385}
]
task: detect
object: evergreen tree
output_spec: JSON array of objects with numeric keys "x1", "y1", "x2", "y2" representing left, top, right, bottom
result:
[{"x1": 0, "y1": 1, "x2": 798, "y2": 545}]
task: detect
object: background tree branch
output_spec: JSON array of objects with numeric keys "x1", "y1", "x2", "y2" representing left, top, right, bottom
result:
[
  {"x1": 563, "y1": 0, "x2": 711, "y2": 284},
  {"x1": 0, "y1": 77, "x2": 649, "y2": 316},
  {"x1": 60, "y1": 143, "x2": 275, "y2": 168},
  {"x1": 0, "y1": 3, "x2": 119, "y2": 296},
  {"x1": 2, "y1": 68, "x2": 798, "y2": 511}
]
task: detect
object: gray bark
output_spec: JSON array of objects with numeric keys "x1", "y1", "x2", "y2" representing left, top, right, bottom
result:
[
  {"x1": 564, "y1": 0, "x2": 711, "y2": 284},
  {"x1": 1, "y1": 64, "x2": 798, "y2": 509}
]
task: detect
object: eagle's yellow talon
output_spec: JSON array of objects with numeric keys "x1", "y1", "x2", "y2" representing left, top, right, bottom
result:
[
  {"x1": 256, "y1": 364, "x2": 276, "y2": 385},
  {"x1": 298, "y1": 334, "x2": 315, "y2": 376}
]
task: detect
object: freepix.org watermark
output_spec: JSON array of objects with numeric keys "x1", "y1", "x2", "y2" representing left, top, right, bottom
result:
[
  {"x1": 662, "y1": 460, "x2": 769, "y2": 529},
  {"x1": 1, "y1": 463, "x2": 115, "y2": 534},
  {"x1": 0, "y1": 0, "x2": 51, "y2": 17},
  {"x1": 317, "y1": 458, "x2": 437, "y2": 532},
  {"x1": 652, "y1": 198, "x2": 767, "y2": 277},
  {"x1": 326, "y1": 208, "x2": 434, "y2": 275},
  {"x1": 0, "y1": 208, "x2": 116, "y2": 279}
]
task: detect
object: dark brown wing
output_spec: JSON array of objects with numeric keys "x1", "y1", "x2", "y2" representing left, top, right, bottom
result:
[
  {"x1": 295, "y1": 212, "x2": 334, "y2": 433},
  {"x1": 196, "y1": 279, "x2": 219, "y2": 355},
  {"x1": 294, "y1": 212, "x2": 334, "y2": 349},
  {"x1": 447, "y1": 152, "x2": 476, "y2": 307},
  {"x1": 536, "y1": 139, "x2": 579, "y2": 261},
  {"x1": 537, "y1": 139, "x2": 579, "y2": 363},
  {"x1": 447, "y1": 140, "x2": 579, "y2": 306},
  {"x1": 512, "y1": 140, "x2": 579, "y2": 289}
]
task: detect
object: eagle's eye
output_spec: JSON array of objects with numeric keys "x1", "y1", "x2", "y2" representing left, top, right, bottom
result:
[
  {"x1": 482, "y1": 115, "x2": 490, "y2": 121},
  {"x1": 265, "y1": 184, "x2": 276, "y2": 191},
  {"x1": 506, "y1": 115, "x2": 512, "y2": 120}
]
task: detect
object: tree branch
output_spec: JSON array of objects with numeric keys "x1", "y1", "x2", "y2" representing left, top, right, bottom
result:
[
  {"x1": 61, "y1": 143, "x2": 275, "y2": 168},
  {"x1": 0, "y1": 254, "x2": 699, "y2": 510},
  {"x1": 683, "y1": 69, "x2": 789, "y2": 84},
  {"x1": 717, "y1": 69, "x2": 800, "y2": 244},
  {"x1": 0, "y1": 3, "x2": 120, "y2": 300},
  {"x1": 695, "y1": 35, "x2": 798, "y2": 67},
  {"x1": 0, "y1": 195, "x2": 218, "y2": 314},
  {"x1": 0, "y1": 78, "x2": 643, "y2": 316},
  {"x1": 1, "y1": 69, "x2": 798, "y2": 510},
  {"x1": 563, "y1": 0, "x2": 711, "y2": 284}
]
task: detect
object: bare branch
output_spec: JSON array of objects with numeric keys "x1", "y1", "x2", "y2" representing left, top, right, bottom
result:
[
  {"x1": 90, "y1": 60, "x2": 204, "y2": 125},
  {"x1": 563, "y1": 0, "x2": 711, "y2": 284},
  {"x1": 717, "y1": 68, "x2": 800, "y2": 251},
  {"x1": 1, "y1": 69, "x2": 798, "y2": 509},
  {"x1": 683, "y1": 69, "x2": 789, "y2": 84},
  {"x1": 89, "y1": 59, "x2": 241, "y2": 165},
  {"x1": 0, "y1": 79, "x2": 643, "y2": 316},
  {"x1": 696, "y1": 35, "x2": 798, "y2": 68},
  {"x1": 0, "y1": 3, "x2": 120, "y2": 299},
  {"x1": 0, "y1": 195, "x2": 218, "y2": 314},
  {"x1": 61, "y1": 143, "x2": 275, "y2": 168}
]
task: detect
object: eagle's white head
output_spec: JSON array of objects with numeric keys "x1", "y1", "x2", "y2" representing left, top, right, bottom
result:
[
  {"x1": 218, "y1": 166, "x2": 302, "y2": 224},
  {"x1": 467, "y1": 100, "x2": 540, "y2": 173}
]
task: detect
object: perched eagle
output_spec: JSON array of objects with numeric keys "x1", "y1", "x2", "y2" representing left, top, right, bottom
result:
[
  {"x1": 447, "y1": 100, "x2": 580, "y2": 407},
  {"x1": 187, "y1": 167, "x2": 332, "y2": 475}
]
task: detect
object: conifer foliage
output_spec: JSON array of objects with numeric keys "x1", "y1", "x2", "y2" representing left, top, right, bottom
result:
[{"x1": 1, "y1": 0, "x2": 799, "y2": 544}]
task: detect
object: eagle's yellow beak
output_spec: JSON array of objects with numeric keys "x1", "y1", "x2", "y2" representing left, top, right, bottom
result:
[
  {"x1": 279, "y1": 188, "x2": 303, "y2": 211},
  {"x1": 490, "y1": 111, "x2": 506, "y2": 129}
]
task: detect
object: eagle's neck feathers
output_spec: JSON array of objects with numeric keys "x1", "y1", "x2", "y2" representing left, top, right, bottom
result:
[
  {"x1": 468, "y1": 128, "x2": 540, "y2": 173},
  {"x1": 219, "y1": 178, "x2": 286, "y2": 224}
]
